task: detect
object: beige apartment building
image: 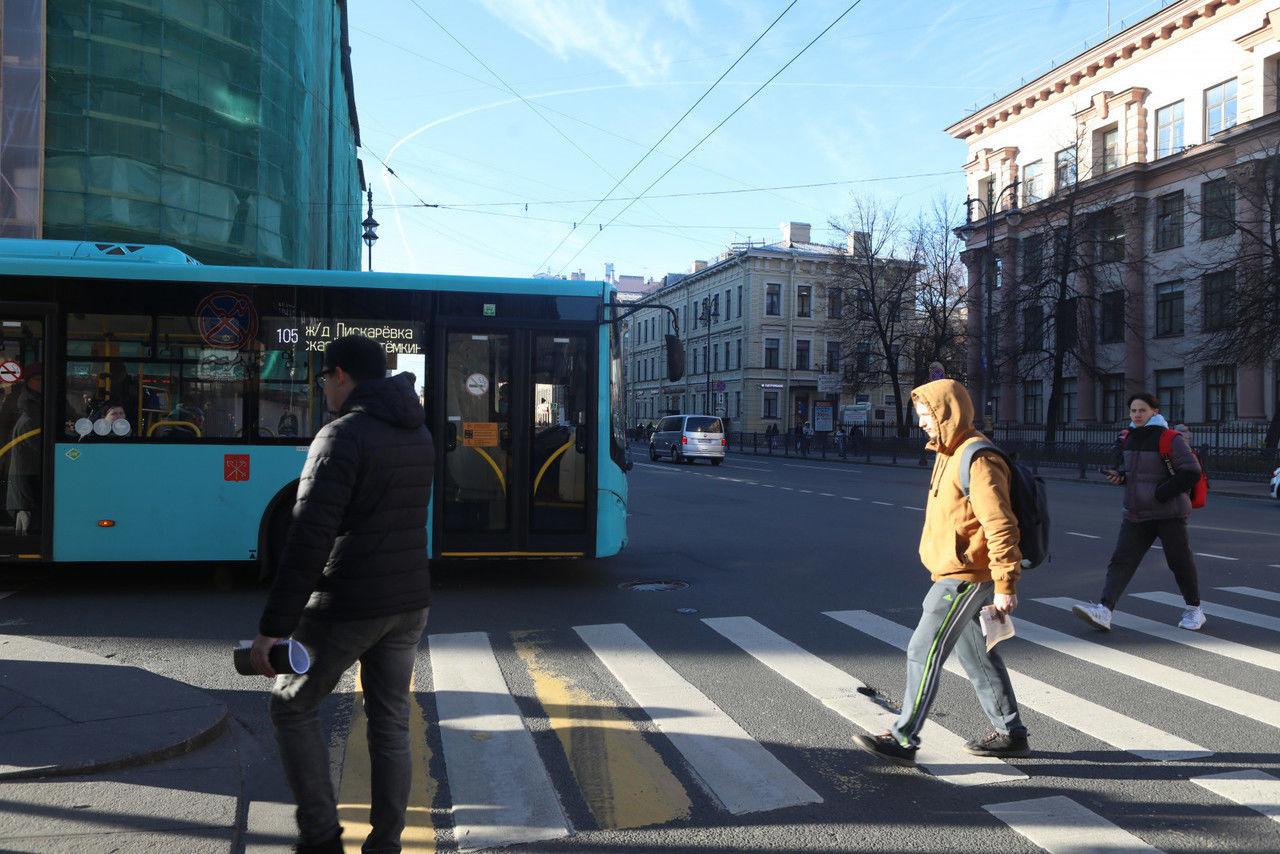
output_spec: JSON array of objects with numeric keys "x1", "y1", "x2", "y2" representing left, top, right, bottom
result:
[
  {"x1": 625, "y1": 222, "x2": 911, "y2": 434},
  {"x1": 950, "y1": 0, "x2": 1280, "y2": 428}
]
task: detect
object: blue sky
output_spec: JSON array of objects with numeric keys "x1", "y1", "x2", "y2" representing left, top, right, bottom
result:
[{"x1": 347, "y1": 0, "x2": 1167, "y2": 280}]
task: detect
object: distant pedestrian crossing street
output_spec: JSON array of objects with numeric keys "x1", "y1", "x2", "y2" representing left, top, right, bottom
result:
[{"x1": 325, "y1": 586, "x2": 1280, "y2": 852}]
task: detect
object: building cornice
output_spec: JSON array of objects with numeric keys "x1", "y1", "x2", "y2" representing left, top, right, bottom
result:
[{"x1": 945, "y1": 0, "x2": 1248, "y2": 143}]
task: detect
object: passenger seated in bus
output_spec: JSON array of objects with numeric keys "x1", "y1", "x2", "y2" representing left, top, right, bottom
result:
[
  {"x1": 277, "y1": 405, "x2": 299, "y2": 437},
  {"x1": 89, "y1": 402, "x2": 130, "y2": 438},
  {"x1": 156, "y1": 404, "x2": 203, "y2": 438}
]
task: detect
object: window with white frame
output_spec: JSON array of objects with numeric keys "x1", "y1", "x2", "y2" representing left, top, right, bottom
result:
[
  {"x1": 797, "y1": 285, "x2": 812, "y2": 317},
  {"x1": 826, "y1": 341, "x2": 841, "y2": 373},
  {"x1": 1156, "y1": 101, "x2": 1184, "y2": 158},
  {"x1": 1022, "y1": 160, "x2": 1044, "y2": 205},
  {"x1": 1023, "y1": 380, "x2": 1044, "y2": 424},
  {"x1": 1059, "y1": 377, "x2": 1077, "y2": 424},
  {"x1": 1155, "y1": 191, "x2": 1184, "y2": 251},
  {"x1": 762, "y1": 391, "x2": 778, "y2": 418},
  {"x1": 1205, "y1": 364, "x2": 1237, "y2": 421},
  {"x1": 765, "y1": 283, "x2": 781, "y2": 315},
  {"x1": 795, "y1": 339, "x2": 810, "y2": 371},
  {"x1": 764, "y1": 337, "x2": 780, "y2": 369},
  {"x1": 1155, "y1": 280, "x2": 1185, "y2": 337},
  {"x1": 1155, "y1": 368, "x2": 1185, "y2": 423},
  {"x1": 1206, "y1": 79, "x2": 1238, "y2": 137},
  {"x1": 1055, "y1": 147, "x2": 1077, "y2": 191}
]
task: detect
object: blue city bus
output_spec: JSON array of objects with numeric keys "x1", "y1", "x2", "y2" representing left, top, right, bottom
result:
[{"x1": 0, "y1": 240, "x2": 636, "y2": 568}]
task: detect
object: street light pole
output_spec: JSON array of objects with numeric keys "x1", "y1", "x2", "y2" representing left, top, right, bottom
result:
[
  {"x1": 699, "y1": 297, "x2": 719, "y2": 414},
  {"x1": 362, "y1": 187, "x2": 379, "y2": 272},
  {"x1": 961, "y1": 180, "x2": 1021, "y2": 432}
]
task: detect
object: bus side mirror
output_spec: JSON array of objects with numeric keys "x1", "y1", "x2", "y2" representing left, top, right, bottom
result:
[{"x1": 665, "y1": 334, "x2": 684, "y2": 381}]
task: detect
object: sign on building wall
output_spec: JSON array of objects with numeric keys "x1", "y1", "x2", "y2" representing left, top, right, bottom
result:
[{"x1": 813, "y1": 400, "x2": 834, "y2": 432}]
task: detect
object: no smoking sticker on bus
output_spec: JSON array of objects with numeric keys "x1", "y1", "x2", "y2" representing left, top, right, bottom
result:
[{"x1": 0, "y1": 360, "x2": 20, "y2": 384}]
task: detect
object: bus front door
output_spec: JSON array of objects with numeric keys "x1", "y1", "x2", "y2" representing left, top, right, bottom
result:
[
  {"x1": 438, "y1": 329, "x2": 594, "y2": 557},
  {"x1": 0, "y1": 309, "x2": 48, "y2": 560}
]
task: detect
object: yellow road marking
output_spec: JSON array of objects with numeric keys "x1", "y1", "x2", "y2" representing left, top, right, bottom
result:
[
  {"x1": 513, "y1": 631, "x2": 691, "y2": 830},
  {"x1": 339, "y1": 667, "x2": 437, "y2": 852}
]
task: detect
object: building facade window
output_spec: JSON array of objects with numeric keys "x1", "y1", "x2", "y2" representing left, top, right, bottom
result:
[
  {"x1": 1155, "y1": 368, "x2": 1185, "y2": 423},
  {"x1": 827, "y1": 287, "x2": 842, "y2": 319},
  {"x1": 762, "y1": 391, "x2": 778, "y2": 419},
  {"x1": 1101, "y1": 373, "x2": 1127, "y2": 423},
  {"x1": 1056, "y1": 297, "x2": 1078, "y2": 349},
  {"x1": 1023, "y1": 380, "x2": 1044, "y2": 424},
  {"x1": 724, "y1": 289, "x2": 731, "y2": 319},
  {"x1": 855, "y1": 341, "x2": 871, "y2": 373},
  {"x1": 1202, "y1": 178, "x2": 1235, "y2": 240},
  {"x1": 1022, "y1": 304, "x2": 1044, "y2": 351},
  {"x1": 1060, "y1": 377, "x2": 1077, "y2": 424},
  {"x1": 1022, "y1": 232, "x2": 1045, "y2": 283},
  {"x1": 1205, "y1": 364, "x2": 1237, "y2": 421},
  {"x1": 1022, "y1": 160, "x2": 1044, "y2": 204},
  {"x1": 736, "y1": 338, "x2": 741, "y2": 370},
  {"x1": 795, "y1": 339, "x2": 810, "y2": 370},
  {"x1": 765, "y1": 283, "x2": 781, "y2": 315},
  {"x1": 735, "y1": 390, "x2": 741, "y2": 417},
  {"x1": 1156, "y1": 101, "x2": 1184, "y2": 158},
  {"x1": 1206, "y1": 78, "x2": 1238, "y2": 137},
  {"x1": 1155, "y1": 280, "x2": 1185, "y2": 337},
  {"x1": 1055, "y1": 147, "x2": 1077, "y2": 191},
  {"x1": 1099, "y1": 290, "x2": 1125, "y2": 343},
  {"x1": 797, "y1": 285, "x2": 812, "y2": 317},
  {"x1": 826, "y1": 341, "x2": 841, "y2": 373},
  {"x1": 764, "y1": 337, "x2": 780, "y2": 369},
  {"x1": 736, "y1": 285, "x2": 742, "y2": 317},
  {"x1": 1203, "y1": 268, "x2": 1235, "y2": 332},
  {"x1": 1097, "y1": 209, "x2": 1125, "y2": 262},
  {"x1": 1099, "y1": 126, "x2": 1120, "y2": 172},
  {"x1": 1155, "y1": 191, "x2": 1184, "y2": 250}
]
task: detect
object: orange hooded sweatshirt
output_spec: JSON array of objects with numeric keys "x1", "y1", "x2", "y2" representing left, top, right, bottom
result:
[{"x1": 912, "y1": 379, "x2": 1022, "y2": 595}]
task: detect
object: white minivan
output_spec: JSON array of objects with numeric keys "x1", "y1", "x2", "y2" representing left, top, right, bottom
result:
[{"x1": 649, "y1": 414, "x2": 726, "y2": 465}]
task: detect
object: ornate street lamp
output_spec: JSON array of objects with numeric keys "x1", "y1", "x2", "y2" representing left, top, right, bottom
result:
[
  {"x1": 362, "y1": 187, "x2": 379, "y2": 272},
  {"x1": 959, "y1": 181, "x2": 1021, "y2": 430},
  {"x1": 698, "y1": 297, "x2": 719, "y2": 414}
]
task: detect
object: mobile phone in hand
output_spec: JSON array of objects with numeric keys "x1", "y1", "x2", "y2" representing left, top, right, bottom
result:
[{"x1": 1100, "y1": 467, "x2": 1120, "y2": 478}]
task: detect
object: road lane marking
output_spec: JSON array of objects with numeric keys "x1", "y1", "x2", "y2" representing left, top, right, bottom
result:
[
  {"x1": 1192, "y1": 770, "x2": 1280, "y2": 824},
  {"x1": 1132, "y1": 593, "x2": 1280, "y2": 633},
  {"x1": 1037, "y1": 597, "x2": 1280, "y2": 675},
  {"x1": 1066, "y1": 531, "x2": 1101, "y2": 539},
  {"x1": 904, "y1": 506, "x2": 925, "y2": 511},
  {"x1": 843, "y1": 496, "x2": 861, "y2": 501},
  {"x1": 872, "y1": 501, "x2": 895, "y2": 506},
  {"x1": 829, "y1": 610, "x2": 1207, "y2": 762},
  {"x1": 1194, "y1": 552, "x2": 1239, "y2": 561},
  {"x1": 1012, "y1": 619, "x2": 1280, "y2": 731},
  {"x1": 799, "y1": 490, "x2": 815, "y2": 494},
  {"x1": 429, "y1": 632, "x2": 570, "y2": 851},
  {"x1": 574, "y1": 623, "x2": 822, "y2": 815},
  {"x1": 820, "y1": 493, "x2": 836, "y2": 497},
  {"x1": 704, "y1": 614, "x2": 1023, "y2": 786},
  {"x1": 984, "y1": 796, "x2": 1161, "y2": 852},
  {"x1": 727, "y1": 464, "x2": 770, "y2": 471},
  {"x1": 1218, "y1": 586, "x2": 1280, "y2": 604},
  {"x1": 784, "y1": 463, "x2": 860, "y2": 472},
  {"x1": 338, "y1": 668, "x2": 436, "y2": 853},
  {"x1": 511, "y1": 631, "x2": 691, "y2": 830}
]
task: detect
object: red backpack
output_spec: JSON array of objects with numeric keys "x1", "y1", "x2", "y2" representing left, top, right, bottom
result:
[{"x1": 1158, "y1": 429, "x2": 1208, "y2": 509}]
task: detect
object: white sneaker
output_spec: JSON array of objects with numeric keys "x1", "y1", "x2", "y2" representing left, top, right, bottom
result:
[
  {"x1": 1179, "y1": 605, "x2": 1206, "y2": 631},
  {"x1": 1072, "y1": 602, "x2": 1112, "y2": 631}
]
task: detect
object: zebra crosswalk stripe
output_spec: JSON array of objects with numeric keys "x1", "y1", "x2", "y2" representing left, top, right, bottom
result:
[
  {"x1": 428, "y1": 632, "x2": 571, "y2": 852},
  {"x1": 983, "y1": 795, "x2": 1162, "y2": 852},
  {"x1": 1012, "y1": 619, "x2": 1280, "y2": 731},
  {"x1": 828, "y1": 610, "x2": 1210, "y2": 761},
  {"x1": 574, "y1": 622, "x2": 823, "y2": 815},
  {"x1": 1217, "y1": 586, "x2": 1280, "y2": 605},
  {"x1": 706, "y1": 615, "x2": 1026, "y2": 785},
  {"x1": 1191, "y1": 770, "x2": 1280, "y2": 824},
  {"x1": 1132, "y1": 592, "x2": 1280, "y2": 632},
  {"x1": 1036, "y1": 597, "x2": 1280, "y2": 674}
]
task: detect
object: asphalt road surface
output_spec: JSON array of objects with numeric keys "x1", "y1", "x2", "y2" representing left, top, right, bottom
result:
[{"x1": 3, "y1": 453, "x2": 1279, "y2": 852}]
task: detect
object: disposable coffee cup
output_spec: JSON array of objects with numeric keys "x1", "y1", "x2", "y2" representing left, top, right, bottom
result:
[{"x1": 234, "y1": 638, "x2": 310, "y2": 676}]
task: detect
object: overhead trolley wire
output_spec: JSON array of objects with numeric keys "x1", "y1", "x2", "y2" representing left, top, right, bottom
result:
[
  {"x1": 532, "y1": 0, "x2": 800, "y2": 274},
  {"x1": 549, "y1": 0, "x2": 868, "y2": 276}
]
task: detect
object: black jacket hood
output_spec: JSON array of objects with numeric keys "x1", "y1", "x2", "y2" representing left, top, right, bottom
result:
[{"x1": 341, "y1": 372, "x2": 424, "y2": 429}]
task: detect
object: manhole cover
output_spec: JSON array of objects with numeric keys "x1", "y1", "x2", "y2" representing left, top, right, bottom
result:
[{"x1": 619, "y1": 580, "x2": 689, "y2": 591}]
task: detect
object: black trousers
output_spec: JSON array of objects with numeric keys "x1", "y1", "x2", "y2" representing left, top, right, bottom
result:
[{"x1": 1100, "y1": 516, "x2": 1200, "y2": 610}]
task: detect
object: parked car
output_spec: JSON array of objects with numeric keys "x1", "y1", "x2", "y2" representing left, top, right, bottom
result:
[
  {"x1": 649, "y1": 414, "x2": 726, "y2": 465},
  {"x1": 1271, "y1": 466, "x2": 1279, "y2": 499}
]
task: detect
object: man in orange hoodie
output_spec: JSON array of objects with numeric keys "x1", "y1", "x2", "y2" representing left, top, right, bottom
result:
[{"x1": 854, "y1": 379, "x2": 1029, "y2": 766}]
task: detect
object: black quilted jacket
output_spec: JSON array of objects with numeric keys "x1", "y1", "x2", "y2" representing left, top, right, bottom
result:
[{"x1": 259, "y1": 372, "x2": 434, "y2": 638}]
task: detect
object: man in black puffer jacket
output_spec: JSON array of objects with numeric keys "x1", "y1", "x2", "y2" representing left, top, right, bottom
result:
[{"x1": 250, "y1": 334, "x2": 434, "y2": 854}]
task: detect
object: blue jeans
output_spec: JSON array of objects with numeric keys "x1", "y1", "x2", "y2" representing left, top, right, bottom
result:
[
  {"x1": 892, "y1": 579, "x2": 1024, "y2": 748},
  {"x1": 270, "y1": 607, "x2": 429, "y2": 852}
]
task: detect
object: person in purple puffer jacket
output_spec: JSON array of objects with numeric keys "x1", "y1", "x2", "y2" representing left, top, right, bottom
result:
[{"x1": 1073, "y1": 391, "x2": 1205, "y2": 632}]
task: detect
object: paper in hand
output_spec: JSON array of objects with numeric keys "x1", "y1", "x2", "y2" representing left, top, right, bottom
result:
[
  {"x1": 979, "y1": 606, "x2": 1015, "y2": 651},
  {"x1": 233, "y1": 638, "x2": 311, "y2": 676}
]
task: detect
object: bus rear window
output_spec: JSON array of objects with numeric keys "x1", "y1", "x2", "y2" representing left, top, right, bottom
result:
[{"x1": 686, "y1": 417, "x2": 722, "y2": 433}]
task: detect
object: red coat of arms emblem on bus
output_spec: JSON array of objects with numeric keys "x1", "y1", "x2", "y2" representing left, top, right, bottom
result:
[
  {"x1": 224, "y1": 454, "x2": 250, "y2": 482},
  {"x1": 197, "y1": 291, "x2": 258, "y2": 349}
]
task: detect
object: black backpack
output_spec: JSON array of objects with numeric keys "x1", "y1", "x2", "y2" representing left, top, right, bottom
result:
[{"x1": 958, "y1": 439, "x2": 1051, "y2": 569}]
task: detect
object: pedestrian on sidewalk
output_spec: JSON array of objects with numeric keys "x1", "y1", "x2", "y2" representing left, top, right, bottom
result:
[
  {"x1": 855, "y1": 379, "x2": 1029, "y2": 767},
  {"x1": 1072, "y1": 392, "x2": 1204, "y2": 633},
  {"x1": 250, "y1": 335, "x2": 435, "y2": 854}
]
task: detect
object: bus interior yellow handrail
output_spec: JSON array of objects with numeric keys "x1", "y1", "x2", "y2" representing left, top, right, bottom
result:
[
  {"x1": 0, "y1": 428, "x2": 40, "y2": 464},
  {"x1": 147, "y1": 420, "x2": 202, "y2": 437},
  {"x1": 533, "y1": 439, "x2": 575, "y2": 496}
]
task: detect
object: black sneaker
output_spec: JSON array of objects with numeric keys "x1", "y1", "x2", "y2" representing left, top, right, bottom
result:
[
  {"x1": 854, "y1": 732, "x2": 918, "y2": 767},
  {"x1": 295, "y1": 829, "x2": 343, "y2": 854},
  {"x1": 964, "y1": 731, "x2": 1030, "y2": 757}
]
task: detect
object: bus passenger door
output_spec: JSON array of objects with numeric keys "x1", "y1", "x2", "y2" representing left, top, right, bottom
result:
[
  {"x1": 0, "y1": 308, "x2": 48, "y2": 560},
  {"x1": 528, "y1": 334, "x2": 591, "y2": 547},
  {"x1": 439, "y1": 332, "x2": 514, "y2": 552}
]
